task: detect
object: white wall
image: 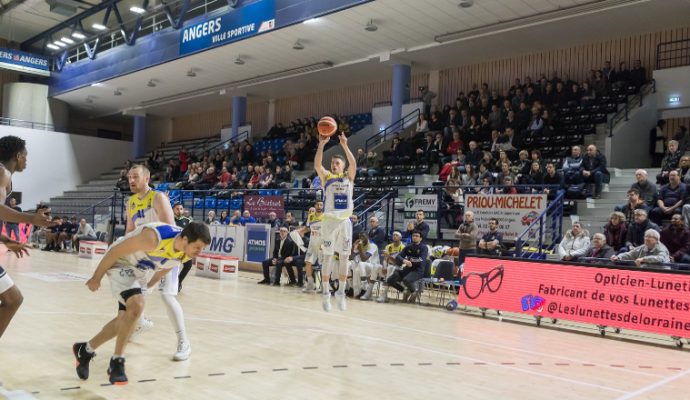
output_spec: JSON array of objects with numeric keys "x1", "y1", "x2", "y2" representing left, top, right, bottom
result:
[
  {"x1": 605, "y1": 93, "x2": 657, "y2": 169},
  {"x1": 372, "y1": 102, "x2": 423, "y2": 133},
  {"x1": 2, "y1": 83, "x2": 69, "y2": 130},
  {"x1": 220, "y1": 124, "x2": 252, "y2": 143},
  {"x1": 0, "y1": 125, "x2": 132, "y2": 208},
  {"x1": 653, "y1": 65, "x2": 690, "y2": 114}
]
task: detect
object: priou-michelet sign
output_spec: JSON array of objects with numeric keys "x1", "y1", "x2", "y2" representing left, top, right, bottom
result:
[
  {"x1": 465, "y1": 193, "x2": 547, "y2": 241},
  {"x1": 0, "y1": 48, "x2": 50, "y2": 77},
  {"x1": 243, "y1": 195, "x2": 284, "y2": 218},
  {"x1": 179, "y1": 0, "x2": 275, "y2": 56}
]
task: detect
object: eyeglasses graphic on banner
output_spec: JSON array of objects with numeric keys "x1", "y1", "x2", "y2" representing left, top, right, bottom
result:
[{"x1": 462, "y1": 265, "x2": 504, "y2": 299}]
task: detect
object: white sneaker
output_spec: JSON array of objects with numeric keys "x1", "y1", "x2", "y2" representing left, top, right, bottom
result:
[
  {"x1": 322, "y1": 293, "x2": 332, "y2": 312},
  {"x1": 173, "y1": 340, "x2": 191, "y2": 361},
  {"x1": 129, "y1": 317, "x2": 154, "y2": 341},
  {"x1": 360, "y1": 285, "x2": 374, "y2": 300},
  {"x1": 335, "y1": 293, "x2": 347, "y2": 311},
  {"x1": 302, "y1": 281, "x2": 316, "y2": 293}
]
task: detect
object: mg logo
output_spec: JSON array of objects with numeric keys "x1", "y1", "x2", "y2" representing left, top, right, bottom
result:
[{"x1": 209, "y1": 237, "x2": 234, "y2": 253}]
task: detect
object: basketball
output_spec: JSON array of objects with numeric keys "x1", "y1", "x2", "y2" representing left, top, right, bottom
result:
[{"x1": 317, "y1": 116, "x2": 338, "y2": 137}]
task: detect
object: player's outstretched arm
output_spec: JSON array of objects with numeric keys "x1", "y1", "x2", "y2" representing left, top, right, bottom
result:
[
  {"x1": 339, "y1": 133, "x2": 357, "y2": 181},
  {"x1": 314, "y1": 135, "x2": 330, "y2": 186}
]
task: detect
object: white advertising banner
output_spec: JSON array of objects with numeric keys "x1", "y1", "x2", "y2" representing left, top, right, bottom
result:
[
  {"x1": 465, "y1": 194, "x2": 547, "y2": 241},
  {"x1": 402, "y1": 193, "x2": 438, "y2": 239},
  {"x1": 204, "y1": 224, "x2": 246, "y2": 259}
]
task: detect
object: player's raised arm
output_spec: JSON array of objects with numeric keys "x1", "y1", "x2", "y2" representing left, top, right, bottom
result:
[
  {"x1": 314, "y1": 135, "x2": 330, "y2": 186},
  {"x1": 339, "y1": 133, "x2": 357, "y2": 182}
]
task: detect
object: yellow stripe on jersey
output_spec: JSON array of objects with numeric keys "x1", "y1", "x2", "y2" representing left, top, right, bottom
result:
[
  {"x1": 307, "y1": 211, "x2": 324, "y2": 225},
  {"x1": 127, "y1": 190, "x2": 157, "y2": 225},
  {"x1": 385, "y1": 243, "x2": 405, "y2": 254}
]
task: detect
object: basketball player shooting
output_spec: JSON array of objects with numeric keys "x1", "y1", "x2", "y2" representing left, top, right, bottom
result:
[{"x1": 314, "y1": 132, "x2": 356, "y2": 312}]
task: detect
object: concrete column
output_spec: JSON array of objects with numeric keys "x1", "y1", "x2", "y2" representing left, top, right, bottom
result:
[
  {"x1": 231, "y1": 95, "x2": 247, "y2": 139},
  {"x1": 391, "y1": 64, "x2": 411, "y2": 127}
]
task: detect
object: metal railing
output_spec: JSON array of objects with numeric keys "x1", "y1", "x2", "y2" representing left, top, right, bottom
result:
[
  {"x1": 656, "y1": 38, "x2": 690, "y2": 70},
  {"x1": 204, "y1": 129, "x2": 250, "y2": 154},
  {"x1": 607, "y1": 79, "x2": 656, "y2": 137},
  {"x1": 515, "y1": 189, "x2": 565, "y2": 259},
  {"x1": 365, "y1": 108, "x2": 420, "y2": 154},
  {"x1": 0, "y1": 117, "x2": 54, "y2": 131}
]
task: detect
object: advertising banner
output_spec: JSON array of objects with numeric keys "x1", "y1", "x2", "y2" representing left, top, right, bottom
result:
[
  {"x1": 460, "y1": 256, "x2": 690, "y2": 337},
  {"x1": 179, "y1": 0, "x2": 275, "y2": 55},
  {"x1": 465, "y1": 194, "x2": 546, "y2": 241},
  {"x1": 204, "y1": 224, "x2": 245, "y2": 259},
  {"x1": 0, "y1": 48, "x2": 50, "y2": 77},
  {"x1": 243, "y1": 195, "x2": 284, "y2": 218},
  {"x1": 245, "y1": 223, "x2": 272, "y2": 262},
  {"x1": 402, "y1": 193, "x2": 437, "y2": 239}
]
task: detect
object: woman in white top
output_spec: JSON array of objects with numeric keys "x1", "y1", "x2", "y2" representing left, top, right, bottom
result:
[{"x1": 416, "y1": 114, "x2": 429, "y2": 133}]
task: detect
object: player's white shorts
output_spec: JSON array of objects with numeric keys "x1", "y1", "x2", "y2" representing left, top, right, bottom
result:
[
  {"x1": 321, "y1": 217, "x2": 352, "y2": 257},
  {"x1": 157, "y1": 264, "x2": 180, "y2": 296},
  {"x1": 0, "y1": 266, "x2": 15, "y2": 294},
  {"x1": 305, "y1": 237, "x2": 323, "y2": 265},
  {"x1": 107, "y1": 264, "x2": 150, "y2": 306}
]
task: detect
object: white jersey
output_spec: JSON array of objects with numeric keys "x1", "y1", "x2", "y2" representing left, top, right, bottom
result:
[
  {"x1": 127, "y1": 190, "x2": 160, "y2": 228},
  {"x1": 323, "y1": 172, "x2": 354, "y2": 221},
  {"x1": 307, "y1": 211, "x2": 324, "y2": 239},
  {"x1": 353, "y1": 242, "x2": 379, "y2": 265}
]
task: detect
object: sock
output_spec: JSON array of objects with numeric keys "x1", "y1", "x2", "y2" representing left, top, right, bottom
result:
[
  {"x1": 307, "y1": 276, "x2": 314, "y2": 284},
  {"x1": 161, "y1": 294, "x2": 187, "y2": 342},
  {"x1": 112, "y1": 355, "x2": 124, "y2": 360},
  {"x1": 85, "y1": 342, "x2": 95, "y2": 353},
  {"x1": 322, "y1": 256, "x2": 334, "y2": 295}
]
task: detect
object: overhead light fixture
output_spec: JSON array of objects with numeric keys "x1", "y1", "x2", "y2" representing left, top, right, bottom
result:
[
  {"x1": 90, "y1": 82, "x2": 104, "y2": 87},
  {"x1": 92, "y1": 23, "x2": 107, "y2": 31},
  {"x1": 54, "y1": 40, "x2": 67, "y2": 47},
  {"x1": 293, "y1": 40, "x2": 304, "y2": 50},
  {"x1": 147, "y1": 79, "x2": 156, "y2": 87},
  {"x1": 458, "y1": 0, "x2": 474, "y2": 8},
  {"x1": 139, "y1": 61, "x2": 333, "y2": 108},
  {"x1": 303, "y1": 18, "x2": 320, "y2": 25},
  {"x1": 365, "y1": 19, "x2": 378, "y2": 32},
  {"x1": 234, "y1": 56, "x2": 245, "y2": 65},
  {"x1": 129, "y1": 6, "x2": 146, "y2": 14},
  {"x1": 46, "y1": 44, "x2": 60, "y2": 50},
  {"x1": 114, "y1": 89, "x2": 123, "y2": 96},
  {"x1": 60, "y1": 37, "x2": 74, "y2": 44},
  {"x1": 71, "y1": 31, "x2": 86, "y2": 39},
  {"x1": 187, "y1": 68, "x2": 196, "y2": 77}
]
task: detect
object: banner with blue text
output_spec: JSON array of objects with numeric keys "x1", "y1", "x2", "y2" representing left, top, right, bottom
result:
[
  {"x1": 0, "y1": 48, "x2": 50, "y2": 77},
  {"x1": 179, "y1": 0, "x2": 275, "y2": 56}
]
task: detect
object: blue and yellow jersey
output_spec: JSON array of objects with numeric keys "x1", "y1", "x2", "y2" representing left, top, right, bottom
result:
[
  {"x1": 322, "y1": 172, "x2": 353, "y2": 220},
  {"x1": 115, "y1": 222, "x2": 189, "y2": 273},
  {"x1": 385, "y1": 242, "x2": 405, "y2": 256},
  {"x1": 307, "y1": 211, "x2": 324, "y2": 238},
  {"x1": 127, "y1": 190, "x2": 159, "y2": 228}
]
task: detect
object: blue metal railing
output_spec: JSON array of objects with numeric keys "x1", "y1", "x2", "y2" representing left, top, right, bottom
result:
[
  {"x1": 515, "y1": 189, "x2": 566, "y2": 259},
  {"x1": 0, "y1": 117, "x2": 54, "y2": 131},
  {"x1": 364, "y1": 108, "x2": 420, "y2": 154}
]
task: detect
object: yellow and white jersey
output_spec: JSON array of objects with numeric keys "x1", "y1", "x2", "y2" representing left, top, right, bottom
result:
[
  {"x1": 307, "y1": 211, "x2": 324, "y2": 238},
  {"x1": 127, "y1": 190, "x2": 159, "y2": 228},
  {"x1": 322, "y1": 172, "x2": 353, "y2": 221},
  {"x1": 385, "y1": 242, "x2": 405, "y2": 257},
  {"x1": 114, "y1": 222, "x2": 189, "y2": 274}
]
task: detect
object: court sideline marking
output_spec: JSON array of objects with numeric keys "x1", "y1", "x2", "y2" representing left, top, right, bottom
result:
[{"x1": 614, "y1": 368, "x2": 690, "y2": 400}]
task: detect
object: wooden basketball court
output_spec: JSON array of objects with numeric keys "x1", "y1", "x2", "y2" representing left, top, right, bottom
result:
[{"x1": 1, "y1": 250, "x2": 688, "y2": 399}]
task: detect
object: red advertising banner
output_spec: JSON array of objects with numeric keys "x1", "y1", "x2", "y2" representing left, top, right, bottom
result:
[
  {"x1": 459, "y1": 256, "x2": 690, "y2": 337},
  {"x1": 243, "y1": 195, "x2": 284, "y2": 218}
]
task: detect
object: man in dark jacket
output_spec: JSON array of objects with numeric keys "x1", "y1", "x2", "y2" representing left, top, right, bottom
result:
[
  {"x1": 660, "y1": 214, "x2": 690, "y2": 264},
  {"x1": 367, "y1": 216, "x2": 386, "y2": 253},
  {"x1": 629, "y1": 169, "x2": 657, "y2": 208},
  {"x1": 464, "y1": 141, "x2": 484, "y2": 168},
  {"x1": 624, "y1": 209, "x2": 660, "y2": 252},
  {"x1": 383, "y1": 230, "x2": 428, "y2": 303},
  {"x1": 581, "y1": 144, "x2": 610, "y2": 199},
  {"x1": 583, "y1": 233, "x2": 615, "y2": 262},
  {"x1": 259, "y1": 226, "x2": 298, "y2": 286}
]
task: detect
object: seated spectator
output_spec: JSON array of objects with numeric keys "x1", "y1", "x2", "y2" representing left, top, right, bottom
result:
[
  {"x1": 465, "y1": 141, "x2": 483, "y2": 168},
  {"x1": 581, "y1": 144, "x2": 609, "y2": 199},
  {"x1": 378, "y1": 232, "x2": 405, "y2": 289},
  {"x1": 496, "y1": 162, "x2": 515, "y2": 185},
  {"x1": 205, "y1": 211, "x2": 219, "y2": 225},
  {"x1": 629, "y1": 59, "x2": 647, "y2": 90},
  {"x1": 455, "y1": 211, "x2": 478, "y2": 266},
  {"x1": 526, "y1": 161, "x2": 544, "y2": 186},
  {"x1": 283, "y1": 212, "x2": 299, "y2": 230},
  {"x1": 583, "y1": 233, "x2": 615, "y2": 261},
  {"x1": 477, "y1": 218, "x2": 503, "y2": 256},
  {"x1": 259, "y1": 226, "x2": 299, "y2": 285},
  {"x1": 512, "y1": 150, "x2": 531, "y2": 183},
  {"x1": 348, "y1": 232, "x2": 381, "y2": 299},
  {"x1": 650, "y1": 170, "x2": 685, "y2": 225},
  {"x1": 620, "y1": 189, "x2": 649, "y2": 223},
  {"x1": 72, "y1": 218, "x2": 97, "y2": 249},
  {"x1": 679, "y1": 155, "x2": 690, "y2": 183},
  {"x1": 603, "y1": 211, "x2": 628, "y2": 252},
  {"x1": 367, "y1": 216, "x2": 386, "y2": 253},
  {"x1": 42, "y1": 216, "x2": 64, "y2": 251},
  {"x1": 561, "y1": 146, "x2": 584, "y2": 185},
  {"x1": 442, "y1": 130, "x2": 463, "y2": 164},
  {"x1": 218, "y1": 211, "x2": 230, "y2": 225},
  {"x1": 612, "y1": 229, "x2": 670, "y2": 269},
  {"x1": 656, "y1": 140, "x2": 681, "y2": 184},
  {"x1": 660, "y1": 214, "x2": 690, "y2": 264},
  {"x1": 624, "y1": 209, "x2": 660, "y2": 251},
  {"x1": 461, "y1": 163, "x2": 478, "y2": 186},
  {"x1": 239, "y1": 210, "x2": 256, "y2": 226},
  {"x1": 381, "y1": 230, "x2": 428, "y2": 303},
  {"x1": 415, "y1": 114, "x2": 429, "y2": 135},
  {"x1": 230, "y1": 210, "x2": 241, "y2": 225},
  {"x1": 629, "y1": 169, "x2": 657, "y2": 209},
  {"x1": 497, "y1": 176, "x2": 518, "y2": 194},
  {"x1": 557, "y1": 222, "x2": 590, "y2": 261},
  {"x1": 416, "y1": 133, "x2": 436, "y2": 165},
  {"x1": 264, "y1": 212, "x2": 282, "y2": 229},
  {"x1": 543, "y1": 163, "x2": 563, "y2": 197}
]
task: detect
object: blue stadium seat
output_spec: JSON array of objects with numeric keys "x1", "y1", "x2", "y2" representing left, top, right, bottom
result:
[{"x1": 193, "y1": 199, "x2": 204, "y2": 209}]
